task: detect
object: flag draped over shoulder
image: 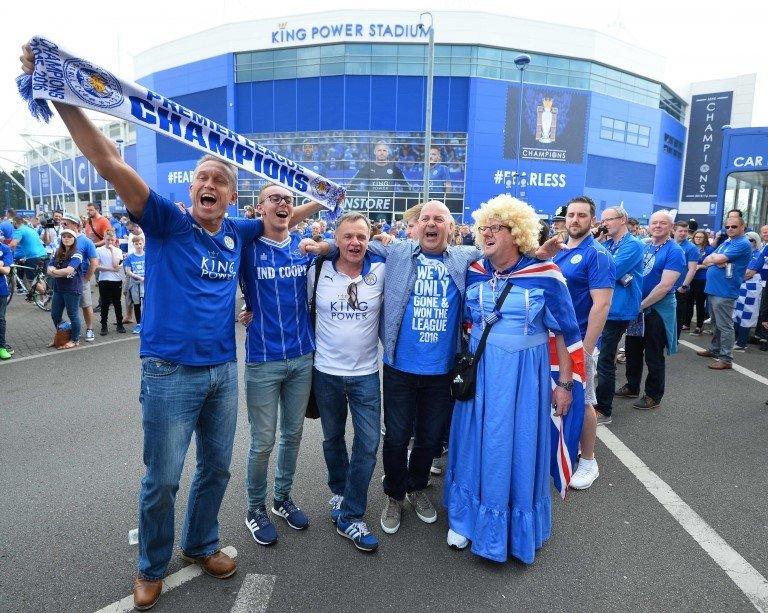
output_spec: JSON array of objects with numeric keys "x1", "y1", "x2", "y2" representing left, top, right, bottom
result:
[
  {"x1": 16, "y1": 36, "x2": 345, "y2": 215},
  {"x1": 468, "y1": 256, "x2": 585, "y2": 499}
]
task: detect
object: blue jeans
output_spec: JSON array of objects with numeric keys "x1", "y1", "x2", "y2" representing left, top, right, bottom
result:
[
  {"x1": 382, "y1": 364, "x2": 453, "y2": 501},
  {"x1": 595, "y1": 319, "x2": 630, "y2": 417},
  {"x1": 51, "y1": 291, "x2": 81, "y2": 342},
  {"x1": 137, "y1": 359, "x2": 238, "y2": 580},
  {"x1": 245, "y1": 353, "x2": 313, "y2": 511},
  {"x1": 314, "y1": 369, "x2": 381, "y2": 523},
  {"x1": 708, "y1": 295, "x2": 736, "y2": 363},
  {"x1": 736, "y1": 325, "x2": 750, "y2": 347}
]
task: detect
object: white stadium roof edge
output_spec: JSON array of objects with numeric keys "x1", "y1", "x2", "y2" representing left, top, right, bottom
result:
[{"x1": 133, "y1": 9, "x2": 673, "y2": 94}]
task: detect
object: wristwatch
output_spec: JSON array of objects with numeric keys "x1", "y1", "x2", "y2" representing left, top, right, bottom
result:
[{"x1": 556, "y1": 380, "x2": 573, "y2": 391}]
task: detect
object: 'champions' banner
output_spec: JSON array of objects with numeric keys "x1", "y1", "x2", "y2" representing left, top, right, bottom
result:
[{"x1": 16, "y1": 36, "x2": 345, "y2": 214}]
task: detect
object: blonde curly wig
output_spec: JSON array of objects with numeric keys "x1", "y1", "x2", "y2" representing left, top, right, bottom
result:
[{"x1": 471, "y1": 194, "x2": 542, "y2": 255}]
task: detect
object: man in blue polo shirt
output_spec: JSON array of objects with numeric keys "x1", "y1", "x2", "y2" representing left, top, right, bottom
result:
[
  {"x1": 9, "y1": 216, "x2": 48, "y2": 292},
  {"x1": 673, "y1": 221, "x2": 699, "y2": 338},
  {"x1": 554, "y1": 196, "x2": 614, "y2": 490},
  {"x1": 39, "y1": 94, "x2": 321, "y2": 609},
  {"x1": 616, "y1": 210, "x2": 685, "y2": 410},
  {"x1": 697, "y1": 214, "x2": 753, "y2": 369}
]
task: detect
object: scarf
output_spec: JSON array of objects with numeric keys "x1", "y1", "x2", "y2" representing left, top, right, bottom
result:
[
  {"x1": 468, "y1": 256, "x2": 586, "y2": 499},
  {"x1": 16, "y1": 36, "x2": 345, "y2": 215}
]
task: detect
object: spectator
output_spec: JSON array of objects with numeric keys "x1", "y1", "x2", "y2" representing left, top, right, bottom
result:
[
  {"x1": 551, "y1": 206, "x2": 566, "y2": 237},
  {"x1": 96, "y1": 230, "x2": 125, "y2": 336},
  {"x1": 309, "y1": 212, "x2": 385, "y2": 552},
  {"x1": 696, "y1": 215, "x2": 752, "y2": 369},
  {"x1": 349, "y1": 141, "x2": 410, "y2": 195},
  {"x1": 627, "y1": 218, "x2": 640, "y2": 236},
  {"x1": 41, "y1": 210, "x2": 63, "y2": 255},
  {"x1": 123, "y1": 235, "x2": 146, "y2": 334},
  {"x1": 595, "y1": 206, "x2": 644, "y2": 423},
  {"x1": 47, "y1": 228, "x2": 83, "y2": 350},
  {"x1": 0, "y1": 209, "x2": 15, "y2": 244},
  {"x1": 458, "y1": 224, "x2": 474, "y2": 246},
  {"x1": 122, "y1": 221, "x2": 145, "y2": 325},
  {"x1": 427, "y1": 146, "x2": 451, "y2": 196},
  {"x1": 401, "y1": 203, "x2": 423, "y2": 239},
  {"x1": 9, "y1": 215, "x2": 48, "y2": 294},
  {"x1": 83, "y1": 202, "x2": 111, "y2": 247},
  {"x1": 688, "y1": 230, "x2": 713, "y2": 335},
  {"x1": 733, "y1": 232, "x2": 763, "y2": 351},
  {"x1": 673, "y1": 221, "x2": 700, "y2": 338},
  {"x1": 0, "y1": 240, "x2": 12, "y2": 360},
  {"x1": 616, "y1": 210, "x2": 685, "y2": 409},
  {"x1": 61, "y1": 213, "x2": 99, "y2": 343}
]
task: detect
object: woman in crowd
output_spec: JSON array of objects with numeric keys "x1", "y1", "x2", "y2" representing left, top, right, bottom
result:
[
  {"x1": 444, "y1": 194, "x2": 582, "y2": 565},
  {"x1": 689, "y1": 230, "x2": 713, "y2": 335},
  {"x1": 47, "y1": 228, "x2": 84, "y2": 349}
]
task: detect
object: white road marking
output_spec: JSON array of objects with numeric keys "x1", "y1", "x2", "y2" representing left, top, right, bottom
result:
[
  {"x1": 678, "y1": 339, "x2": 768, "y2": 386},
  {"x1": 597, "y1": 428, "x2": 768, "y2": 612},
  {"x1": 231, "y1": 573, "x2": 277, "y2": 613},
  {"x1": 0, "y1": 336, "x2": 138, "y2": 365},
  {"x1": 93, "y1": 546, "x2": 238, "y2": 613}
]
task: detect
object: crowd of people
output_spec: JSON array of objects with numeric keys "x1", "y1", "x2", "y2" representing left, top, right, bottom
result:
[{"x1": 9, "y1": 41, "x2": 768, "y2": 613}]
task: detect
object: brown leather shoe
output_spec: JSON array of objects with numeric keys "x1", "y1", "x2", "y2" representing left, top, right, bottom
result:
[
  {"x1": 133, "y1": 577, "x2": 162, "y2": 611},
  {"x1": 708, "y1": 360, "x2": 733, "y2": 370},
  {"x1": 181, "y1": 550, "x2": 237, "y2": 579},
  {"x1": 696, "y1": 349, "x2": 717, "y2": 358}
]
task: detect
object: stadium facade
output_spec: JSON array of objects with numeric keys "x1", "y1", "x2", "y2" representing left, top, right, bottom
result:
[{"x1": 23, "y1": 10, "x2": 692, "y2": 223}]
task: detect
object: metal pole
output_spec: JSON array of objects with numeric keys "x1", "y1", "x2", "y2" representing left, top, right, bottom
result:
[
  {"x1": 419, "y1": 13, "x2": 434, "y2": 204},
  {"x1": 0, "y1": 159, "x2": 34, "y2": 201},
  {"x1": 23, "y1": 135, "x2": 81, "y2": 213},
  {"x1": 513, "y1": 54, "x2": 531, "y2": 199},
  {"x1": 22, "y1": 137, "x2": 77, "y2": 204}
]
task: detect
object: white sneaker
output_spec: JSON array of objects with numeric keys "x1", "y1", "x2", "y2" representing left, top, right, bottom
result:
[
  {"x1": 447, "y1": 528, "x2": 469, "y2": 549},
  {"x1": 570, "y1": 458, "x2": 599, "y2": 490}
]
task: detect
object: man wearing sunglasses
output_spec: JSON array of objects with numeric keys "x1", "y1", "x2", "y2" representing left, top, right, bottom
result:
[
  {"x1": 239, "y1": 183, "x2": 331, "y2": 547},
  {"x1": 697, "y1": 215, "x2": 753, "y2": 369}
]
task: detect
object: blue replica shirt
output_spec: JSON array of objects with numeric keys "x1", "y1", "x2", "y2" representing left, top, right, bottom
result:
[
  {"x1": 554, "y1": 234, "x2": 615, "y2": 339},
  {"x1": 51, "y1": 253, "x2": 84, "y2": 294},
  {"x1": 240, "y1": 233, "x2": 315, "y2": 363},
  {"x1": 675, "y1": 239, "x2": 699, "y2": 288},
  {"x1": 429, "y1": 164, "x2": 451, "y2": 191},
  {"x1": 130, "y1": 190, "x2": 263, "y2": 365},
  {"x1": 749, "y1": 245, "x2": 768, "y2": 283},
  {"x1": 694, "y1": 246, "x2": 714, "y2": 281},
  {"x1": 603, "y1": 232, "x2": 645, "y2": 321},
  {"x1": 75, "y1": 234, "x2": 97, "y2": 278},
  {"x1": 0, "y1": 220, "x2": 14, "y2": 242},
  {"x1": 705, "y1": 235, "x2": 754, "y2": 299},
  {"x1": 641, "y1": 239, "x2": 686, "y2": 299},
  {"x1": 385, "y1": 253, "x2": 461, "y2": 375},
  {"x1": 0, "y1": 243, "x2": 12, "y2": 297},
  {"x1": 124, "y1": 253, "x2": 146, "y2": 278},
  {"x1": 12, "y1": 224, "x2": 47, "y2": 260}
]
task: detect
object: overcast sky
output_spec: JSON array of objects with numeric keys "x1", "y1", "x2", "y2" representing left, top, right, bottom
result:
[{"x1": 1, "y1": 0, "x2": 765, "y2": 169}]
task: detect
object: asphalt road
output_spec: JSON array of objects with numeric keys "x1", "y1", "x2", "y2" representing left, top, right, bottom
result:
[{"x1": 1, "y1": 306, "x2": 767, "y2": 613}]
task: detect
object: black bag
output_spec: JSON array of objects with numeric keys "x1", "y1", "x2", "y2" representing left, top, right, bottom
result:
[
  {"x1": 450, "y1": 282, "x2": 514, "y2": 401},
  {"x1": 305, "y1": 254, "x2": 327, "y2": 419}
]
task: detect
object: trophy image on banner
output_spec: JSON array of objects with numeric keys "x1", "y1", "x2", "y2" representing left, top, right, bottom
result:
[{"x1": 536, "y1": 97, "x2": 558, "y2": 144}]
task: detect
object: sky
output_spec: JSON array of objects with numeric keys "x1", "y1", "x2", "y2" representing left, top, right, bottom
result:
[{"x1": 1, "y1": 0, "x2": 765, "y2": 169}]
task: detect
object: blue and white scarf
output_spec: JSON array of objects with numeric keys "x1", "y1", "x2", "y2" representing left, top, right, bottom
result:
[
  {"x1": 733, "y1": 278, "x2": 762, "y2": 328},
  {"x1": 16, "y1": 36, "x2": 345, "y2": 215}
]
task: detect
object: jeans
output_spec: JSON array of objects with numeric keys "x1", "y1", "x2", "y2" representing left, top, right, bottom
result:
[
  {"x1": 51, "y1": 291, "x2": 81, "y2": 342},
  {"x1": 736, "y1": 325, "x2": 750, "y2": 347},
  {"x1": 314, "y1": 369, "x2": 381, "y2": 522},
  {"x1": 708, "y1": 295, "x2": 736, "y2": 362},
  {"x1": 625, "y1": 309, "x2": 667, "y2": 402},
  {"x1": 689, "y1": 279, "x2": 707, "y2": 329},
  {"x1": 0, "y1": 295, "x2": 7, "y2": 347},
  {"x1": 595, "y1": 319, "x2": 630, "y2": 417},
  {"x1": 137, "y1": 359, "x2": 238, "y2": 580},
  {"x1": 245, "y1": 353, "x2": 313, "y2": 511},
  {"x1": 382, "y1": 364, "x2": 453, "y2": 501},
  {"x1": 675, "y1": 289, "x2": 690, "y2": 339}
]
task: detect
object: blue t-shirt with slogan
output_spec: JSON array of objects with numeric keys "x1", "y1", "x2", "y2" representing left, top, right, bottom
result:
[
  {"x1": 124, "y1": 253, "x2": 146, "y2": 278},
  {"x1": 386, "y1": 253, "x2": 460, "y2": 375},
  {"x1": 641, "y1": 239, "x2": 686, "y2": 299},
  {"x1": 129, "y1": 190, "x2": 263, "y2": 365},
  {"x1": 75, "y1": 234, "x2": 97, "y2": 278},
  {"x1": 554, "y1": 234, "x2": 615, "y2": 339},
  {"x1": 705, "y1": 235, "x2": 754, "y2": 299}
]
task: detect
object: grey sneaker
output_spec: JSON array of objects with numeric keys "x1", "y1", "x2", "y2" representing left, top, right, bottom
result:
[
  {"x1": 406, "y1": 490, "x2": 437, "y2": 524},
  {"x1": 430, "y1": 456, "x2": 443, "y2": 476},
  {"x1": 380, "y1": 497, "x2": 402, "y2": 534},
  {"x1": 85, "y1": 329, "x2": 95, "y2": 343},
  {"x1": 596, "y1": 412, "x2": 612, "y2": 426}
]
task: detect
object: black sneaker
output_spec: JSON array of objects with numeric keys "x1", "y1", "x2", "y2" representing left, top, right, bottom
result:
[
  {"x1": 632, "y1": 395, "x2": 660, "y2": 410},
  {"x1": 117, "y1": 326, "x2": 127, "y2": 334},
  {"x1": 615, "y1": 385, "x2": 639, "y2": 398},
  {"x1": 100, "y1": 327, "x2": 109, "y2": 336}
]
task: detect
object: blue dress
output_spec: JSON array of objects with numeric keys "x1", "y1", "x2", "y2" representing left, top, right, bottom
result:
[{"x1": 444, "y1": 279, "x2": 560, "y2": 564}]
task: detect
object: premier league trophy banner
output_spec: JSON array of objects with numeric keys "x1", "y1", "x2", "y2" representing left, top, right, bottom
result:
[{"x1": 17, "y1": 36, "x2": 345, "y2": 215}]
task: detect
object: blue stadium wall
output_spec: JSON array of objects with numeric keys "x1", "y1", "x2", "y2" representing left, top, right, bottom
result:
[{"x1": 30, "y1": 52, "x2": 686, "y2": 222}]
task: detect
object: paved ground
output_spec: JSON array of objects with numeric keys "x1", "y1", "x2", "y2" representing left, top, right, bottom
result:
[{"x1": 1, "y1": 303, "x2": 767, "y2": 612}]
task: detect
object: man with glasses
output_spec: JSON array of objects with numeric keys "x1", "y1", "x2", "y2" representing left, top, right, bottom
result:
[
  {"x1": 595, "y1": 206, "x2": 645, "y2": 422},
  {"x1": 239, "y1": 183, "x2": 330, "y2": 547},
  {"x1": 697, "y1": 216, "x2": 753, "y2": 369},
  {"x1": 308, "y1": 212, "x2": 385, "y2": 552}
]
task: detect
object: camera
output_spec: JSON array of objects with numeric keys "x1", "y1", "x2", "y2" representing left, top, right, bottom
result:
[
  {"x1": 592, "y1": 225, "x2": 608, "y2": 237},
  {"x1": 38, "y1": 212, "x2": 56, "y2": 229}
]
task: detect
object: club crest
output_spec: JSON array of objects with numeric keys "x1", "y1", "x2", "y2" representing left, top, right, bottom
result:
[{"x1": 64, "y1": 58, "x2": 123, "y2": 109}]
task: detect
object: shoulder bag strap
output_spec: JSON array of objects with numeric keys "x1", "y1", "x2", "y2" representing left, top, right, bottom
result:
[{"x1": 472, "y1": 281, "x2": 514, "y2": 362}]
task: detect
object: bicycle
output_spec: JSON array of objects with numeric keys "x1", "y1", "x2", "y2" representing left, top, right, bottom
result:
[{"x1": 8, "y1": 261, "x2": 53, "y2": 311}]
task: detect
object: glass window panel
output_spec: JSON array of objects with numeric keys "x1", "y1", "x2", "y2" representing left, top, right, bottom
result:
[
  {"x1": 600, "y1": 128, "x2": 613, "y2": 140},
  {"x1": 371, "y1": 60, "x2": 394, "y2": 74},
  {"x1": 398, "y1": 61, "x2": 424, "y2": 76},
  {"x1": 612, "y1": 131, "x2": 625, "y2": 142},
  {"x1": 626, "y1": 123, "x2": 639, "y2": 133},
  {"x1": 450, "y1": 45, "x2": 472, "y2": 57},
  {"x1": 253, "y1": 51, "x2": 273, "y2": 64},
  {"x1": 235, "y1": 53, "x2": 251, "y2": 68},
  {"x1": 296, "y1": 64, "x2": 320, "y2": 78},
  {"x1": 274, "y1": 48, "x2": 297, "y2": 61},
  {"x1": 398, "y1": 45, "x2": 426, "y2": 58},
  {"x1": 547, "y1": 56, "x2": 569, "y2": 69},
  {"x1": 570, "y1": 59, "x2": 590, "y2": 74},
  {"x1": 347, "y1": 43, "x2": 371, "y2": 56},
  {"x1": 590, "y1": 79, "x2": 606, "y2": 94},
  {"x1": 590, "y1": 63, "x2": 607, "y2": 76},
  {"x1": 345, "y1": 61, "x2": 371, "y2": 75},
  {"x1": 297, "y1": 47, "x2": 320, "y2": 60},
  {"x1": 320, "y1": 62, "x2": 344, "y2": 76},
  {"x1": 273, "y1": 66, "x2": 297, "y2": 79},
  {"x1": 601, "y1": 116, "x2": 613, "y2": 128},
  {"x1": 450, "y1": 63, "x2": 471, "y2": 77},
  {"x1": 614, "y1": 120, "x2": 626, "y2": 130},
  {"x1": 639, "y1": 136, "x2": 649, "y2": 147},
  {"x1": 547, "y1": 73, "x2": 569, "y2": 87},
  {"x1": 235, "y1": 69, "x2": 252, "y2": 83},
  {"x1": 251, "y1": 68, "x2": 273, "y2": 81},
  {"x1": 321, "y1": 44, "x2": 345, "y2": 58},
  {"x1": 501, "y1": 67, "x2": 519, "y2": 81},
  {"x1": 638, "y1": 125, "x2": 650, "y2": 136},
  {"x1": 606, "y1": 84, "x2": 622, "y2": 98},
  {"x1": 477, "y1": 46, "x2": 502, "y2": 60},
  {"x1": 526, "y1": 70, "x2": 547, "y2": 85},
  {"x1": 569, "y1": 76, "x2": 589, "y2": 89},
  {"x1": 476, "y1": 65, "x2": 500, "y2": 79},
  {"x1": 626, "y1": 133, "x2": 639, "y2": 145},
  {"x1": 435, "y1": 45, "x2": 451, "y2": 58},
  {"x1": 528, "y1": 53, "x2": 548, "y2": 66}
]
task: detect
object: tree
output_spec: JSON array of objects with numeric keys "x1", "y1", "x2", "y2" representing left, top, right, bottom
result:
[{"x1": 0, "y1": 171, "x2": 26, "y2": 214}]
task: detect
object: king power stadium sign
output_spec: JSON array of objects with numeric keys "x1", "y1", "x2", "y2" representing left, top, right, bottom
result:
[{"x1": 270, "y1": 22, "x2": 431, "y2": 44}]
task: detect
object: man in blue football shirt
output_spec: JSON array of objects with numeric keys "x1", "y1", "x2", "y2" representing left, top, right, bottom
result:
[{"x1": 673, "y1": 221, "x2": 699, "y2": 339}]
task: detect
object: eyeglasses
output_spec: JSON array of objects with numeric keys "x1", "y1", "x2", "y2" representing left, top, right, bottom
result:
[
  {"x1": 347, "y1": 282, "x2": 360, "y2": 310},
  {"x1": 725, "y1": 225, "x2": 740, "y2": 229},
  {"x1": 601, "y1": 216, "x2": 624, "y2": 223},
  {"x1": 477, "y1": 224, "x2": 511, "y2": 234},
  {"x1": 259, "y1": 194, "x2": 293, "y2": 205},
  {"x1": 749, "y1": 239, "x2": 757, "y2": 243}
]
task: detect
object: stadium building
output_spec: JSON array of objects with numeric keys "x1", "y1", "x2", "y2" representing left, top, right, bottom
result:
[{"x1": 23, "y1": 10, "x2": 695, "y2": 224}]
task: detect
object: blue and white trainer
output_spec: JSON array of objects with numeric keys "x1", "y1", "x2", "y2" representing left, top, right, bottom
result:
[
  {"x1": 329, "y1": 494, "x2": 344, "y2": 524},
  {"x1": 245, "y1": 507, "x2": 277, "y2": 546},
  {"x1": 336, "y1": 518, "x2": 379, "y2": 552},
  {"x1": 272, "y1": 498, "x2": 309, "y2": 530}
]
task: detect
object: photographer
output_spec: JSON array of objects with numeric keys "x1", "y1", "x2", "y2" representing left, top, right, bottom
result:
[
  {"x1": 594, "y1": 206, "x2": 645, "y2": 423},
  {"x1": 40, "y1": 210, "x2": 63, "y2": 256}
]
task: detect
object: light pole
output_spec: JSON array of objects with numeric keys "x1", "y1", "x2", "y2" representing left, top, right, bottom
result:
[
  {"x1": 513, "y1": 53, "x2": 531, "y2": 199},
  {"x1": 419, "y1": 12, "x2": 434, "y2": 204}
]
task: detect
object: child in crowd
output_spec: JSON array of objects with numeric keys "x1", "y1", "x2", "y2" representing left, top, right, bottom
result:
[{"x1": 123, "y1": 235, "x2": 146, "y2": 334}]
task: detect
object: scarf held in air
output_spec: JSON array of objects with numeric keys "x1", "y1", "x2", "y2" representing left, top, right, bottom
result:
[{"x1": 16, "y1": 36, "x2": 345, "y2": 215}]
